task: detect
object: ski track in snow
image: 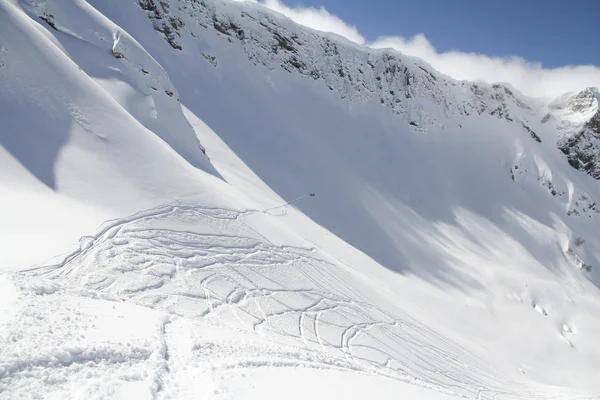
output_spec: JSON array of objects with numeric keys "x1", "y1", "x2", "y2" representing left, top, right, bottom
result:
[{"x1": 0, "y1": 203, "x2": 590, "y2": 399}]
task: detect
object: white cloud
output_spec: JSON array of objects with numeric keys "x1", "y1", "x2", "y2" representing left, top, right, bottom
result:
[
  {"x1": 238, "y1": 0, "x2": 365, "y2": 44},
  {"x1": 262, "y1": 0, "x2": 365, "y2": 44},
  {"x1": 243, "y1": 0, "x2": 600, "y2": 98}
]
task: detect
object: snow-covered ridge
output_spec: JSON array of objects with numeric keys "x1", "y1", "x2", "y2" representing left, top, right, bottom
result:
[
  {"x1": 133, "y1": 0, "x2": 542, "y2": 131},
  {"x1": 27, "y1": 0, "x2": 598, "y2": 163},
  {"x1": 130, "y1": 0, "x2": 600, "y2": 177}
]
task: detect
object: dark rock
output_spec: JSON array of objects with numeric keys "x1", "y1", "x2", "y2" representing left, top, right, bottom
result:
[
  {"x1": 39, "y1": 14, "x2": 57, "y2": 30},
  {"x1": 521, "y1": 123, "x2": 542, "y2": 143}
]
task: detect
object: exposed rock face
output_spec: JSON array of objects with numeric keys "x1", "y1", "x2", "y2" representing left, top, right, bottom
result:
[
  {"x1": 138, "y1": 0, "x2": 184, "y2": 49},
  {"x1": 556, "y1": 88, "x2": 600, "y2": 179}
]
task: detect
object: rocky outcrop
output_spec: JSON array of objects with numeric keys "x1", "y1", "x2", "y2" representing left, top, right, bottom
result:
[{"x1": 138, "y1": 0, "x2": 184, "y2": 49}]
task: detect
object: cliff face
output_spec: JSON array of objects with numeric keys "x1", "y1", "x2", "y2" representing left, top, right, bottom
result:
[{"x1": 555, "y1": 88, "x2": 600, "y2": 179}]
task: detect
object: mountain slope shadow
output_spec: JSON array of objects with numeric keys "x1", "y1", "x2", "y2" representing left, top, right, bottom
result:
[
  {"x1": 0, "y1": 95, "x2": 71, "y2": 190},
  {"x1": 169, "y1": 49, "x2": 584, "y2": 293},
  {"x1": 21, "y1": 5, "x2": 220, "y2": 178},
  {"x1": 0, "y1": 4, "x2": 72, "y2": 190}
]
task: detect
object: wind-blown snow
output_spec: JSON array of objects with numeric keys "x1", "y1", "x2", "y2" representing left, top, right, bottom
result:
[{"x1": 1, "y1": 0, "x2": 600, "y2": 399}]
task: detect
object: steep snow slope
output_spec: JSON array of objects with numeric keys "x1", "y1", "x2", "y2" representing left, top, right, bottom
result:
[
  {"x1": 1, "y1": 0, "x2": 600, "y2": 399},
  {"x1": 0, "y1": 0, "x2": 228, "y2": 267}
]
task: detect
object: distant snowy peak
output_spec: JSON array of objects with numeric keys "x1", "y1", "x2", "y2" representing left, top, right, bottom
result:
[
  {"x1": 551, "y1": 87, "x2": 600, "y2": 117},
  {"x1": 550, "y1": 87, "x2": 600, "y2": 179}
]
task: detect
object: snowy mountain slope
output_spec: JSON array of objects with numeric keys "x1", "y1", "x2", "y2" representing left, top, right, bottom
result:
[
  {"x1": 91, "y1": 0, "x2": 600, "y2": 221},
  {"x1": 1, "y1": 0, "x2": 600, "y2": 399},
  {"x1": 96, "y1": 0, "x2": 600, "y2": 277},
  {"x1": 125, "y1": 0, "x2": 599, "y2": 182},
  {"x1": 0, "y1": 0, "x2": 231, "y2": 267}
]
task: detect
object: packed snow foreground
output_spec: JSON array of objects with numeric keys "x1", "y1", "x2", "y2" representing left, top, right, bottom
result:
[{"x1": 1, "y1": 0, "x2": 600, "y2": 399}]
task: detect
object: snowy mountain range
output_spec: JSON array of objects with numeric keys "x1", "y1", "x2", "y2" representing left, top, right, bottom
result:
[{"x1": 1, "y1": 0, "x2": 600, "y2": 399}]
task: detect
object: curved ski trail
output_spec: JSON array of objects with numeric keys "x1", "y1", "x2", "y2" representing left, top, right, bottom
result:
[{"x1": 8, "y1": 203, "x2": 594, "y2": 400}]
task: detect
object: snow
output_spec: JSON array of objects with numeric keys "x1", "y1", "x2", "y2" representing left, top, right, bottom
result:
[
  {"x1": 1, "y1": 0, "x2": 600, "y2": 399},
  {"x1": 5, "y1": 204, "x2": 596, "y2": 399}
]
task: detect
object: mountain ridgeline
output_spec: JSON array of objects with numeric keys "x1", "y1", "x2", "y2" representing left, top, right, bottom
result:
[
  {"x1": 27, "y1": 0, "x2": 600, "y2": 182},
  {"x1": 131, "y1": 0, "x2": 600, "y2": 177}
]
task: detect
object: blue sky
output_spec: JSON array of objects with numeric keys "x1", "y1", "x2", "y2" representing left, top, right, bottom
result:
[
  {"x1": 254, "y1": 0, "x2": 600, "y2": 97},
  {"x1": 281, "y1": 0, "x2": 600, "y2": 68}
]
